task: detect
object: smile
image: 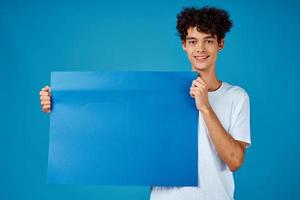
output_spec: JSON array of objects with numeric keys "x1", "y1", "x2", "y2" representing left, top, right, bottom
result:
[{"x1": 194, "y1": 55, "x2": 209, "y2": 62}]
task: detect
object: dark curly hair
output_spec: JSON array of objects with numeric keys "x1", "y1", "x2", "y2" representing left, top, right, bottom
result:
[{"x1": 176, "y1": 6, "x2": 233, "y2": 42}]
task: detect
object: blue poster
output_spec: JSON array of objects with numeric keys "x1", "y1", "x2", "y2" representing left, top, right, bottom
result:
[{"x1": 48, "y1": 71, "x2": 198, "y2": 186}]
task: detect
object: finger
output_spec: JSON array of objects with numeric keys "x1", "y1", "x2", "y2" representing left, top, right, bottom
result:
[
  {"x1": 190, "y1": 88, "x2": 200, "y2": 97},
  {"x1": 195, "y1": 80, "x2": 206, "y2": 89},
  {"x1": 192, "y1": 80, "x2": 203, "y2": 88},
  {"x1": 190, "y1": 90, "x2": 195, "y2": 98},
  {"x1": 191, "y1": 87, "x2": 206, "y2": 97},
  {"x1": 41, "y1": 86, "x2": 51, "y2": 96},
  {"x1": 40, "y1": 96, "x2": 50, "y2": 101},
  {"x1": 42, "y1": 86, "x2": 50, "y2": 91},
  {"x1": 43, "y1": 104, "x2": 51, "y2": 111},
  {"x1": 46, "y1": 86, "x2": 51, "y2": 94},
  {"x1": 190, "y1": 87, "x2": 201, "y2": 93},
  {"x1": 192, "y1": 81, "x2": 206, "y2": 89},
  {"x1": 41, "y1": 100, "x2": 51, "y2": 106},
  {"x1": 46, "y1": 86, "x2": 51, "y2": 95},
  {"x1": 196, "y1": 77, "x2": 206, "y2": 85},
  {"x1": 43, "y1": 107, "x2": 51, "y2": 113},
  {"x1": 39, "y1": 91, "x2": 50, "y2": 96}
]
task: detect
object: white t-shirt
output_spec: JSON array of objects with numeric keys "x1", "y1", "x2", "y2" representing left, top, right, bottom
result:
[{"x1": 150, "y1": 81, "x2": 251, "y2": 200}]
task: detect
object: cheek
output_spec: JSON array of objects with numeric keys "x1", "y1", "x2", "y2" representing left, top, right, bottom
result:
[
  {"x1": 208, "y1": 48, "x2": 219, "y2": 59},
  {"x1": 185, "y1": 49, "x2": 194, "y2": 58},
  {"x1": 208, "y1": 54, "x2": 218, "y2": 64},
  {"x1": 185, "y1": 46, "x2": 193, "y2": 53}
]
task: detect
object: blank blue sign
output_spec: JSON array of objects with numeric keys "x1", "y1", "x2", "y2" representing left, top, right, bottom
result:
[{"x1": 48, "y1": 71, "x2": 198, "y2": 186}]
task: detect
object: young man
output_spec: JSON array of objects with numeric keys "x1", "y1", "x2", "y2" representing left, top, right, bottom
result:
[
  {"x1": 150, "y1": 7, "x2": 251, "y2": 200},
  {"x1": 40, "y1": 6, "x2": 250, "y2": 200}
]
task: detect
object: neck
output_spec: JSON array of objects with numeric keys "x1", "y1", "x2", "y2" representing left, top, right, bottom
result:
[{"x1": 192, "y1": 65, "x2": 221, "y2": 91}]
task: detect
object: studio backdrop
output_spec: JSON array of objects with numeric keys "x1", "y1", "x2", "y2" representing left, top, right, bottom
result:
[{"x1": 1, "y1": 0, "x2": 300, "y2": 199}]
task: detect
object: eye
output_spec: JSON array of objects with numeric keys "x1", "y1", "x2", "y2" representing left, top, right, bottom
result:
[
  {"x1": 206, "y1": 40, "x2": 214, "y2": 44},
  {"x1": 188, "y1": 40, "x2": 197, "y2": 45}
]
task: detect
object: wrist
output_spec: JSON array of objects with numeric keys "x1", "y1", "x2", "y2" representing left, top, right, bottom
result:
[{"x1": 200, "y1": 104, "x2": 212, "y2": 115}]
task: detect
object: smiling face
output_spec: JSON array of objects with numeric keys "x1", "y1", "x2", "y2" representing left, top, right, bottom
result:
[{"x1": 182, "y1": 27, "x2": 224, "y2": 73}]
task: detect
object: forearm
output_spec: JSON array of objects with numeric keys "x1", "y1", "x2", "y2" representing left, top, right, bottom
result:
[{"x1": 202, "y1": 107, "x2": 245, "y2": 171}]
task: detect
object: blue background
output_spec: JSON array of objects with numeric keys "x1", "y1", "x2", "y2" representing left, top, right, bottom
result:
[{"x1": 1, "y1": 0, "x2": 299, "y2": 199}]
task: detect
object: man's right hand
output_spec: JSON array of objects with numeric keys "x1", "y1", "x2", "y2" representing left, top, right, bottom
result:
[{"x1": 40, "y1": 85, "x2": 51, "y2": 113}]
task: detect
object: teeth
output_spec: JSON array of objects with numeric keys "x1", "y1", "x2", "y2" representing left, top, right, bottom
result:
[{"x1": 195, "y1": 56, "x2": 208, "y2": 60}]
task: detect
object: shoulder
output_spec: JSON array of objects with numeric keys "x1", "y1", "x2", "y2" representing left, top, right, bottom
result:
[{"x1": 222, "y1": 82, "x2": 249, "y2": 101}]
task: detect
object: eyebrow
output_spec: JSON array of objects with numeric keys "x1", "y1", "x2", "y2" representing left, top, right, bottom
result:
[
  {"x1": 203, "y1": 36, "x2": 216, "y2": 40},
  {"x1": 186, "y1": 37, "x2": 197, "y2": 40},
  {"x1": 186, "y1": 36, "x2": 216, "y2": 40}
]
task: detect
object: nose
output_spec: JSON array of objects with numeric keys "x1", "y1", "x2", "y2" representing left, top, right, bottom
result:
[{"x1": 195, "y1": 42, "x2": 205, "y2": 53}]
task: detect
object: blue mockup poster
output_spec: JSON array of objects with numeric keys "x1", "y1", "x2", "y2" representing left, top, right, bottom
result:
[{"x1": 48, "y1": 71, "x2": 198, "y2": 186}]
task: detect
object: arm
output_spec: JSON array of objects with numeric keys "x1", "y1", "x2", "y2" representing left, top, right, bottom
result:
[
  {"x1": 190, "y1": 77, "x2": 247, "y2": 171},
  {"x1": 202, "y1": 107, "x2": 247, "y2": 171}
]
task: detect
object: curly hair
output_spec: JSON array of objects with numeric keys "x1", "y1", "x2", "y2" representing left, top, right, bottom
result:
[{"x1": 176, "y1": 6, "x2": 233, "y2": 42}]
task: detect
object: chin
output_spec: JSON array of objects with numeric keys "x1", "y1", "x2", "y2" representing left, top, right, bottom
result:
[{"x1": 193, "y1": 63, "x2": 209, "y2": 72}]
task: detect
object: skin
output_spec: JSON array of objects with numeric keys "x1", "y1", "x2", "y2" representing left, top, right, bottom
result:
[
  {"x1": 40, "y1": 86, "x2": 51, "y2": 113},
  {"x1": 184, "y1": 26, "x2": 248, "y2": 171},
  {"x1": 39, "y1": 26, "x2": 248, "y2": 171}
]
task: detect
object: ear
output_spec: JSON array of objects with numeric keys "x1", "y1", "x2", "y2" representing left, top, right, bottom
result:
[
  {"x1": 218, "y1": 39, "x2": 225, "y2": 51},
  {"x1": 182, "y1": 40, "x2": 187, "y2": 51}
]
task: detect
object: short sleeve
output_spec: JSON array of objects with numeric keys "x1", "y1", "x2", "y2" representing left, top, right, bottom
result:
[{"x1": 229, "y1": 91, "x2": 251, "y2": 147}]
